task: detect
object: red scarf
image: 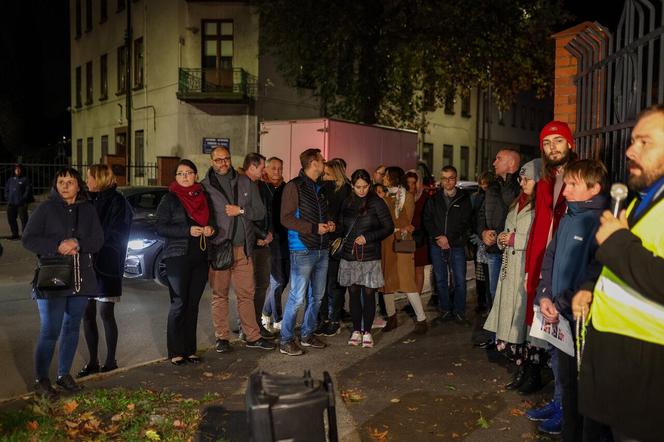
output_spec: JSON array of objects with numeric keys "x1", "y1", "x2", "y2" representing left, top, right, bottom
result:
[
  {"x1": 169, "y1": 182, "x2": 209, "y2": 226},
  {"x1": 517, "y1": 192, "x2": 530, "y2": 212},
  {"x1": 523, "y1": 173, "x2": 567, "y2": 325}
]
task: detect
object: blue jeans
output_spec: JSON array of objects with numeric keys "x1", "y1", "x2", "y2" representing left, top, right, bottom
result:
[
  {"x1": 486, "y1": 252, "x2": 502, "y2": 303},
  {"x1": 280, "y1": 250, "x2": 329, "y2": 344},
  {"x1": 550, "y1": 345, "x2": 563, "y2": 405},
  {"x1": 430, "y1": 245, "x2": 467, "y2": 315},
  {"x1": 35, "y1": 296, "x2": 88, "y2": 379}
]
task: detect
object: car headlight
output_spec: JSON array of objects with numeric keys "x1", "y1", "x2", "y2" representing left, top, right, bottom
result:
[{"x1": 127, "y1": 239, "x2": 157, "y2": 251}]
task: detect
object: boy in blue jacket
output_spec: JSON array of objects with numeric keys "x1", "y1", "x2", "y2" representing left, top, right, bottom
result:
[{"x1": 532, "y1": 159, "x2": 608, "y2": 439}]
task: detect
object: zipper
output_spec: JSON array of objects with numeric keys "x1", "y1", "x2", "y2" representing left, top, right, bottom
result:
[{"x1": 443, "y1": 193, "x2": 463, "y2": 235}]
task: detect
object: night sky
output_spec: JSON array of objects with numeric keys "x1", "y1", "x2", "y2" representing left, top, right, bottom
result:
[{"x1": 0, "y1": 0, "x2": 629, "y2": 162}]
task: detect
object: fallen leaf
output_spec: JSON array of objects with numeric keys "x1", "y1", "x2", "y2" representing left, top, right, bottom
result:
[
  {"x1": 127, "y1": 403, "x2": 135, "y2": 411},
  {"x1": 340, "y1": 389, "x2": 364, "y2": 402},
  {"x1": 407, "y1": 374, "x2": 414, "y2": 378},
  {"x1": 510, "y1": 408, "x2": 525, "y2": 416},
  {"x1": 65, "y1": 420, "x2": 79, "y2": 429},
  {"x1": 390, "y1": 398, "x2": 400, "y2": 403},
  {"x1": 498, "y1": 426, "x2": 511, "y2": 431},
  {"x1": 62, "y1": 400, "x2": 78, "y2": 414},
  {"x1": 453, "y1": 362, "x2": 462, "y2": 367},
  {"x1": 368, "y1": 427, "x2": 389, "y2": 442},
  {"x1": 145, "y1": 429, "x2": 161, "y2": 441},
  {"x1": 408, "y1": 407, "x2": 418, "y2": 411},
  {"x1": 446, "y1": 372, "x2": 455, "y2": 376},
  {"x1": 477, "y1": 416, "x2": 490, "y2": 429},
  {"x1": 452, "y1": 433, "x2": 461, "y2": 439},
  {"x1": 111, "y1": 413, "x2": 124, "y2": 422},
  {"x1": 26, "y1": 421, "x2": 38, "y2": 431},
  {"x1": 218, "y1": 372, "x2": 233, "y2": 381},
  {"x1": 202, "y1": 372, "x2": 214, "y2": 378},
  {"x1": 446, "y1": 384, "x2": 457, "y2": 391}
]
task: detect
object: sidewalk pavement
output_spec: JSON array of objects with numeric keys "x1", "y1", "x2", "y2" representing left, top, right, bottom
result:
[{"x1": 0, "y1": 294, "x2": 555, "y2": 442}]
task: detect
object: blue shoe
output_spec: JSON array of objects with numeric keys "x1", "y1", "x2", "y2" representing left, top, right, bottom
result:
[
  {"x1": 537, "y1": 407, "x2": 562, "y2": 435},
  {"x1": 526, "y1": 400, "x2": 559, "y2": 422}
]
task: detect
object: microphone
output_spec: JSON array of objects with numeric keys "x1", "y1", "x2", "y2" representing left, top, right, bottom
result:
[{"x1": 610, "y1": 183, "x2": 628, "y2": 217}]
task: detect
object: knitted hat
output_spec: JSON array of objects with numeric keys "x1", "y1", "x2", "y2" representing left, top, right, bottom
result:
[
  {"x1": 539, "y1": 121, "x2": 574, "y2": 150},
  {"x1": 519, "y1": 158, "x2": 542, "y2": 182}
]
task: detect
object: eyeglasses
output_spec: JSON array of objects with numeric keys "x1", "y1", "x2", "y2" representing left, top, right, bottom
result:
[
  {"x1": 441, "y1": 176, "x2": 457, "y2": 182},
  {"x1": 213, "y1": 157, "x2": 231, "y2": 164},
  {"x1": 176, "y1": 171, "x2": 195, "y2": 177}
]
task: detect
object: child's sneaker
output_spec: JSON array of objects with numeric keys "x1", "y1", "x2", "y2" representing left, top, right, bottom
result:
[
  {"x1": 537, "y1": 406, "x2": 563, "y2": 435},
  {"x1": 348, "y1": 331, "x2": 362, "y2": 346},
  {"x1": 526, "y1": 400, "x2": 560, "y2": 422},
  {"x1": 362, "y1": 332, "x2": 374, "y2": 348}
]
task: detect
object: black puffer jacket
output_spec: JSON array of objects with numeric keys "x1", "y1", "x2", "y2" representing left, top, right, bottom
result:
[
  {"x1": 89, "y1": 186, "x2": 133, "y2": 296},
  {"x1": 22, "y1": 190, "x2": 105, "y2": 298},
  {"x1": 323, "y1": 181, "x2": 352, "y2": 242},
  {"x1": 155, "y1": 191, "x2": 216, "y2": 260},
  {"x1": 337, "y1": 192, "x2": 394, "y2": 262},
  {"x1": 423, "y1": 189, "x2": 473, "y2": 247},
  {"x1": 477, "y1": 173, "x2": 520, "y2": 253}
]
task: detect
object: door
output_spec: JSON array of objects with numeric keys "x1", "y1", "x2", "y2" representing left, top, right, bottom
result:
[{"x1": 202, "y1": 20, "x2": 234, "y2": 90}]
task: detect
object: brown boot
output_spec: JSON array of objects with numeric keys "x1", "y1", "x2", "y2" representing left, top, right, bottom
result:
[
  {"x1": 413, "y1": 319, "x2": 428, "y2": 334},
  {"x1": 383, "y1": 314, "x2": 398, "y2": 332}
]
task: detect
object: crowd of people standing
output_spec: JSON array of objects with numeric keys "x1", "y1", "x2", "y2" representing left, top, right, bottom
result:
[{"x1": 16, "y1": 104, "x2": 664, "y2": 442}]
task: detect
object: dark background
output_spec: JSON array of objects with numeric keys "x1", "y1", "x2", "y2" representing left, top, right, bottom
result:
[{"x1": 0, "y1": 0, "x2": 627, "y2": 162}]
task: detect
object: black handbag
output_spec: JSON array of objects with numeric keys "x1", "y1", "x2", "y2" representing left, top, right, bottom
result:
[
  {"x1": 330, "y1": 217, "x2": 358, "y2": 259},
  {"x1": 209, "y1": 181, "x2": 238, "y2": 271},
  {"x1": 36, "y1": 254, "x2": 81, "y2": 292}
]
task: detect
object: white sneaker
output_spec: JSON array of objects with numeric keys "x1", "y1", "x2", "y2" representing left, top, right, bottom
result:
[
  {"x1": 261, "y1": 314, "x2": 273, "y2": 332},
  {"x1": 272, "y1": 321, "x2": 282, "y2": 332},
  {"x1": 362, "y1": 332, "x2": 374, "y2": 348},
  {"x1": 372, "y1": 317, "x2": 387, "y2": 329},
  {"x1": 348, "y1": 331, "x2": 362, "y2": 346}
]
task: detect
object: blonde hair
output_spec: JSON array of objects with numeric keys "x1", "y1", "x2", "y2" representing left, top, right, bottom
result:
[
  {"x1": 88, "y1": 164, "x2": 116, "y2": 191},
  {"x1": 325, "y1": 159, "x2": 347, "y2": 191}
]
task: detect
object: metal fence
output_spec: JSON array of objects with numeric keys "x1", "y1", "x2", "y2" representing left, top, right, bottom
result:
[
  {"x1": 567, "y1": 0, "x2": 664, "y2": 183},
  {"x1": 0, "y1": 162, "x2": 158, "y2": 203}
]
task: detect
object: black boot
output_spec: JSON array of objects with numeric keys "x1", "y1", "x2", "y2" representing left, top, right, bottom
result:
[
  {"x1": 506, "y1": 363, "x2": 527, "y2": 390},
  {"x1": 518, "y1": 362, "x2": 543, "y2": 395}
]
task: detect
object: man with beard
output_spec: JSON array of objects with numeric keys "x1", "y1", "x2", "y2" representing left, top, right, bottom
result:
[
  {"x1": 521, "y1": 121, "x2": 576, "y2": 407},
  {"x1": 572, "y1": 105, "x2": 664, "y2": 442}
]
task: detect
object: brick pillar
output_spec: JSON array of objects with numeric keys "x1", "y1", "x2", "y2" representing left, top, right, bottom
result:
[{"x1": 551, "y1": 22, "x2": 595, "y2": 134}]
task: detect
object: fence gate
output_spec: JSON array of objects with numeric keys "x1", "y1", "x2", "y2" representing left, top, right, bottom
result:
[{"x1": 567, "y1": 0, "x2": 664, "y2": 183}]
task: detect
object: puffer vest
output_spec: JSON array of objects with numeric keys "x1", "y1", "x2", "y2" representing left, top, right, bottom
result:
[{"x1": 288, "y1": 172, "x2": 329, "y2": 251}]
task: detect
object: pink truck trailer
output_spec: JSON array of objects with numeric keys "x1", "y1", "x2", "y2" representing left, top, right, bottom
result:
[{"x1": 259, "y1": 118, "x2": 418, "y2": 180}]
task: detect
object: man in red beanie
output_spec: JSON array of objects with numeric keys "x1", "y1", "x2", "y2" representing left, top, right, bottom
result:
[{"x1": 519, "y1": 121, "x2": 577, "y2": 408}]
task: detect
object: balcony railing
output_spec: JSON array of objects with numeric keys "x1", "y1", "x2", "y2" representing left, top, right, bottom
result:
[{"x1": 177, "y1": 68, "x2": 257, "y2": 102}]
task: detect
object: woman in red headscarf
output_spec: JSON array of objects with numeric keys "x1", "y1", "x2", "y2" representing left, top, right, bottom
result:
[{"x1": 156, "y1": 159, "x2": 216, "y2": 365}]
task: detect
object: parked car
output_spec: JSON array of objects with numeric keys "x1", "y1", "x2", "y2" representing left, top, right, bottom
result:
[{"x1": 118, "y1": 186, "x2": 169, "y2": 286}]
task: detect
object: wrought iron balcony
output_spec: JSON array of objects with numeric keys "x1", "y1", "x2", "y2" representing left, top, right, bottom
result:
[{"x1": 176, "y1": 68, "x2": 257, "y2": 102}]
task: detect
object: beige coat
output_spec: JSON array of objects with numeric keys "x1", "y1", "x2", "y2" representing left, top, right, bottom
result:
[
  {"x1": 484, "y1": 201, "x2": 534, "y2": 344},
  {"x1": 381, "y1": 190, "x2": 417, "y2": 293}
]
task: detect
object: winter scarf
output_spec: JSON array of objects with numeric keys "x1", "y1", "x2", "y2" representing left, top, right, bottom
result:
[{"x1": 168, "y1": 181, "x2": 209, "y2": 227}]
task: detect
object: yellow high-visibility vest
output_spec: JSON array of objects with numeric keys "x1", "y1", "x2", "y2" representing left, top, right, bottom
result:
[{"x1": 590, "y1": 198, "x2": 664, "y2": 346}]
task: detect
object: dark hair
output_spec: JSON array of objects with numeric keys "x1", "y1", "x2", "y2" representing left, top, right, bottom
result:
[
  {"x1": 373, "y1": 183, "x2": 387, "y2": 194},
  {"x1": 243, "y1": 152, "x2": 266, "y2": 170},
  {"x1": 477, "y1": 170, "x2": 495, "y2": 184},
  {"x1": 441, "y1": 165, "x2": 458, "y2": 175},
  {"x1": 53, "y1": 167, "x2": 85, "y2": 195},
  {"x1": 300, "y1": 148, "x2": 322, "y2": 170},
  {"x1": 14, "y1": 164, "x2": 25, "y2": 177},
  {"x1": 350, "y1": 169, "x2": 373, "y2": 215},
  {"x1": 405, "y1": 171, "x2": 418, "y2": 182},
  {"x1": 384, "y1": 166, "x2": 405, "y2": 187},
  {"x1": 267, "y1": 156, "x2": 283, "y2": 165},
  {"x1": 564, "y1": 159, "x2": 608, "y2": 191},
  {"x1": 176, "y1": 159, "x2": 198, "y2": 175}
]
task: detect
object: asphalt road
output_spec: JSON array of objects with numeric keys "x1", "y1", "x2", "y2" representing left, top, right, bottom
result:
[{"x1": 0, "y1": 233, "x2": 227, "y2": 400}]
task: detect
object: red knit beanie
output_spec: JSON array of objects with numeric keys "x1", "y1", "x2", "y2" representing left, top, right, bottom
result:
[{"x1": 539, "y1": 121, "x2": 575, "y2": 150}]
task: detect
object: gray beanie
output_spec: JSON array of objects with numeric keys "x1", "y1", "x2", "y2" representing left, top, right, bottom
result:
[{"x1": 519, "y1": 158, "x2": 542, "y2": 181}]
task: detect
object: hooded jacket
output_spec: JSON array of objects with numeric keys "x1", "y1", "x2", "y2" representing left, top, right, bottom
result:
[
  {"x1": 22, "y1": 189, "x2": 104, "y2": 298},
  {"x1": 535, "y1": 195, "x2": 608, "y2": 322}
]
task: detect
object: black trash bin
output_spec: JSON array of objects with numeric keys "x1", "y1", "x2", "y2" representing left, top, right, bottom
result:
[{"x1": 245, "y1": 370, "x2": 338, "y2": 442}]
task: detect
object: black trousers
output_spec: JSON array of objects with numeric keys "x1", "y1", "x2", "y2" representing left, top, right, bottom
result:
[
  {"x1": 165, "y1": 254, "x2": 208, "y2": 358},
  {"x1": 320, "y1": 257, "x2": 346, "y2": 322},
  {"x1": 252, "y1": 245, "x2": 271, "y2": 323},
  {"x1": 264, "y1": 239, "x2": 290, "y2": 321},
  {"x1": 7, "y1": 203, "x2": 28, "y2": 237}
]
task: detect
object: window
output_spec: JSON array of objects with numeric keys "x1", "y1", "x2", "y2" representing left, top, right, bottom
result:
[
  {"x1": 460, "y1": 146, "x2": 470, "y2": 180},
  {"x1": 423, "y1": 89, "x2": 436, "y2": 112},
  {"x1": 498, "y1": 110, "x2": 505, "y2": 126},
  {"x1": 85, "y1": 0, "x2": 92, "y2": 31},
  {"x1": 100, "y1": 0, "x2": 107, "y2": 22},
  {"x1": 443, "y1": 144, "x2": 453, "y2": 167},
  {"x1": 100, "y1": 54, "x2": 108, "y2": 100},
  {"x1": 444, "y1": 91, "x2": 455, "y2": 115},
  {"x1": 87, "y1": 137, "x2": 94, "y2": 165},
  {"x1": 117, "y1": 0, "x2": 125, "y2": 12},
  {"x1": 117, "y1": 45, "x2": 127, "y2": 94},
  {"x1": 85, "y1": 61, "x2": 93, "y2": 104},
  {"x1": 202, "y1": 20, "x2": 234, "y2": 88},
  {"x1": 461, "y1": 91, "x2": 471, "y2": 117},
  {"x1": 135, "y1": 130, "x2": 145, "y2": 177},
  {"x1": 101, "y1": 135, "x2": 109, "y2": 159},
  {"x1": 75, "y1": 66, "x2": 82, "y2": 108},
  {"x1": 75, "y1": 0, "x2": 82, "y2": 38},
  {"x1": 422, "y1": 142, "x2": 433, "y2": 171},
  {"x1": 133, "y1": 37, "x2": 144, "y2": 89},
  {"x1": 511, "y1": 103, "x2": 517, "y2": 127},
  {"x1": 76, "y1": 139, "x2": 83, "y2": 165},
  {"x1": 484, "y1": 96, "x2": 492, "y2": 123}
]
